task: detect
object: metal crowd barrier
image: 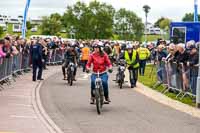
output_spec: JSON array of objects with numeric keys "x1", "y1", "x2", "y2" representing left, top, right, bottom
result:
[
  {"x1": 47, "y1": 49, "x2": 64, "y2": 65},
  {"x1": 154, "y1": 61, "x2": 199, "y2": 99},
  {"x1": 0, "y1": 50, "x2": 65, "y2": 90},
  {"x1": 0, "y1": 53, "x2": 31, "y2": 84}
]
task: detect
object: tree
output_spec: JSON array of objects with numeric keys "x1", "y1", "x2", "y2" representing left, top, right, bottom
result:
[
  {"x1": 182, "y1": 13, "x2": 200, "y2": 22},
  {"x1": 26, "y1": 21, "x2": 32, "y2": 30},
  {"x1": 0, "y1": 26, "x2": 3, "y2": 37},
  {"x1": 40, "y1": 13, "x2": 62, "y2": 35},
  {"x1": 159, "y1": 18, "x2": 171, "y2": 31},
  {"x1": 62, "y1": 1, "x2": 115, "y2": 39},
  {"x1": 154, "y1": 17, "x2": 165, "y2": 27},
  {"x1": 114, "y1": 8, "x2": 144, "y2": 40}
]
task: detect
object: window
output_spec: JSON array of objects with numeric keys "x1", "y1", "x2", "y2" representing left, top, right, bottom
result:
[{"x1": 172, "y1": 27, "x2": 186, "y2": 43}]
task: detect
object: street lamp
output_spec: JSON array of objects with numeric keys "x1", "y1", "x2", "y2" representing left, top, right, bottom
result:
[{"x1": 143, "y1": 5, "x2": 151, "y2": 43}]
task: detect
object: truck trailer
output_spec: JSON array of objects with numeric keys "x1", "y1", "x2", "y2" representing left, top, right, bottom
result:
[{"x1": 170, "y1": 22, "x2": 200, "y2": 43}]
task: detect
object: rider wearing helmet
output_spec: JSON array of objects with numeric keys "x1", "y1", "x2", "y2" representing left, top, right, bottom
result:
[
  {"x1": 103, "y1": 42, "x2": 112, "y2": 56},
  {"x1": 120, "y1": 44, "x2": 139, "y2": 88},
  {"x1": 62, "y1": 42, "x2": 78, "y2": 80},
  {"x1": 86, "y1": 42, "x2": 113, "y2": 104}
]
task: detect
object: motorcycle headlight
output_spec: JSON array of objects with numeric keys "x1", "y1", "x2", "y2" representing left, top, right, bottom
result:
[{"x1": 120, "y1": 66, "x2": 125, "y2": 71}]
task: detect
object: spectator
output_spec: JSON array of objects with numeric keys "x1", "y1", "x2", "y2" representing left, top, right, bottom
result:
[
  {"x1": 157, "y1": 45, "x2": 167, "y2": 82},
  {"x1": 176, "y1": 43, "x2": 190, "y2": 91},
  {"x1": 176, "y1": 43, "x2": 189, "y2": 65},
  {"x1": 0, "y1": 39, "x2": 6, "y2": 58},
  {"x1": 188, "y1": 45, "x2": 199, "y2": 95},
  {"x1": 3, "y1": 37, "x2": 12, "y2": 58},
  {"x1": 11, "y1": 41, "x2": 19, "y2": 55},
  {"x1": 41, "y1": 39, "x2": 48, "y2": 70}
]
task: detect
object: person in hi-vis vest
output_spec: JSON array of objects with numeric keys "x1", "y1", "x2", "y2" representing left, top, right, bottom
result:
[
  {"x1": 137, "y1": 44, "x2": 150, "y2": 76},
  {"x1": 81, "y1": 42, "x2": 90, "y2": 72},
  {"x1": 120, "y1": 44, "x2": 140, "y2": 88}
]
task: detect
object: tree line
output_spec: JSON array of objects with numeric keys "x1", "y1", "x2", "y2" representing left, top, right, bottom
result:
[{"x1": 40, "y1": 1, "x2": 144, "y2": 40}]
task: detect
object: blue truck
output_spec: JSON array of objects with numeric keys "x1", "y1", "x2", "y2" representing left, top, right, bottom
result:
[{"x1": 170, "y1": 22, "x2": 200, "y2": 43}]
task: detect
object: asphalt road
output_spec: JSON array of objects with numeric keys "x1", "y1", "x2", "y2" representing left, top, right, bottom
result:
[{"x1": 40, "y1": 69, "x2": 200, "y2": 133}]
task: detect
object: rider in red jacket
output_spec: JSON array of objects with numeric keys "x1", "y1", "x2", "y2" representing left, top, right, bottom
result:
[{"x1": 86, "y1": 42, "x2": 113, "y2": 104}]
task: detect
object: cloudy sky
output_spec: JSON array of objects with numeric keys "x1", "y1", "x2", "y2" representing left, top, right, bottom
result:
[{"x1": 0, "y1": 0, "x2": 197, "y2": 22}]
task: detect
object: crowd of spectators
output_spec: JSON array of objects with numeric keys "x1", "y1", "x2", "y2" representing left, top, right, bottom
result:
[
  {"x1": 0, "y1": 35, "x2": 199, "y2": 97},
  {"x1": 148, "y1": 39, "x2": 199, "y2": 97}
]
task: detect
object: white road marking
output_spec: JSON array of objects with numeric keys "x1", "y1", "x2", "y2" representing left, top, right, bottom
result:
[
  {"x1": 10, "y1": 115, "x2": 37, "y2": 119},
  {"x1": 8, "y1": 104, "x2": 32, "y2": 107},
  {"x1": 0, "y1": 95, "x2": 30, "y2": 98}
]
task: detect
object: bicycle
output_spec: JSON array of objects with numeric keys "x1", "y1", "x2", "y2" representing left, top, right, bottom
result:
[{"x1": 67, "y1": 62, "x2": 75, "y2": 86}]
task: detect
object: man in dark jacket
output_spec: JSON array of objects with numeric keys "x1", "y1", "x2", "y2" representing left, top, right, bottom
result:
[
  {"x1": 188, "y1": 45, "x2": 199, "y2": 95},
  {"x1": 30, "y1": 39, "x2": 43, "y2": 81}
]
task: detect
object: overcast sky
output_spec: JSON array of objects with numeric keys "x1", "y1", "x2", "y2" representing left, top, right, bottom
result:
[{"x1": 0, "y1": 0, "x2": 198, "y2": 23}]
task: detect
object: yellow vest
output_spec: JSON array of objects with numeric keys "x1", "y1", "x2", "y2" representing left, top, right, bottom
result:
[
  {"x1": 137, "y1": 47, "x2": 150, "y2": 60},
  {"x1": 124, "y1": 50, "x2": 139, "y2": 68}
]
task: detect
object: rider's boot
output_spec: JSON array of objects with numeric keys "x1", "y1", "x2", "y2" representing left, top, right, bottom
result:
[
  {"x1": 105, "y1": 97, "x2": 111, "y2": 104},
  {"x1": 90, "y1": 97, "x2": 95, "y2": 104}
]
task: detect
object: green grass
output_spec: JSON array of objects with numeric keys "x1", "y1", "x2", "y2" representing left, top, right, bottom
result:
[
  {"x1": 141, "y1": 34, "x2": 170, "y2": 42},
  {"x1": 1, "y1": 25, "x2": 168, "y2": 40},
  {"x1": 138, "y1": 64, "x2": 195, "y2": 107}
]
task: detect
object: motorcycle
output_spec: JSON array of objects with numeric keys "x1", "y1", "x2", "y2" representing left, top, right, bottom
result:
[
  {"x1": 67, "y1": 62, "x2": 75, "y2": 86},
  {"x1": 116, "y1": 59, "x2": 126, "y2": 89}
]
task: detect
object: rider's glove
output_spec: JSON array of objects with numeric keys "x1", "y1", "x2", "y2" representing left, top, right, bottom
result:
[
  {"x1": 86, "y1": 69, "x2": 90, "y2": 73},
  {"x1": 108, "y1": 68, "x2": 113, "y2": 73}
]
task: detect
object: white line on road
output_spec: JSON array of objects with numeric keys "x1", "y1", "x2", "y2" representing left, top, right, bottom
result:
[
  {"x1": 8, "y1": 104, "x2": 32, "y2": 107},
  {"x1": 0, "y1": 95, "x2": 31, "y2": 98},
  {"x1": 10, "y1": 115, "x2": 37, "y2": 119}
]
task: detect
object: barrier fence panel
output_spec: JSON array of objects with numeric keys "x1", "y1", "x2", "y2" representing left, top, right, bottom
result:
[
  {"x1": 155, "y1": 60, "x2": 199, "y2": 99},
  {"x1": 0, "y1": 49, "x2": 65, "y2": 83},
  {"x1": 47, "y1": 49, "x2": 65, "y2": 65}
]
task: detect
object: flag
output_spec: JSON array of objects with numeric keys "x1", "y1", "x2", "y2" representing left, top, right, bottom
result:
[{"x1": 22, "y1": 0, "x2": 31, "y2": 39}]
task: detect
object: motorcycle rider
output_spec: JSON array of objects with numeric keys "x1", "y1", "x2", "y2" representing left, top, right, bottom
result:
[
  {"x1": 62, "y1": 42, "x2": 78, "y2": 80},
  {"x1": 86, "y1": 42, "x2": 113, "y2": 104}
]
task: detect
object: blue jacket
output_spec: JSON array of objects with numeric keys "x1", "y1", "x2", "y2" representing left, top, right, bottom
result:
[{"x1": 30, "y1": 43, "x2": 43, "y2": 61}]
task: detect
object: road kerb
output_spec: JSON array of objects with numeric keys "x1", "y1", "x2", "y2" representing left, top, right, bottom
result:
[
  {"x1": 135, "y1": 82, "x2": 200, "y2": 119},
  {"x1": 31, "y1": 68, "x2": 64, "y2": 133}
]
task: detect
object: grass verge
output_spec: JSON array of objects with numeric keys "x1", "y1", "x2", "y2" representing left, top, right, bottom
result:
[{"x1": 138, "y1": 64, "x2": 195, "y2": 107}]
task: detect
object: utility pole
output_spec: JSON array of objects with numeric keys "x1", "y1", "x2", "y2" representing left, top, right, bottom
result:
[
  {"x1": 197, "y1": 44, "x2": 200, "y2": 108},
  {"x1": 194, "y1": 0, "x2": 198, "y2": 22},
  {"x1": 195, "y1": 0, "x2": 200, "y2": 108}
]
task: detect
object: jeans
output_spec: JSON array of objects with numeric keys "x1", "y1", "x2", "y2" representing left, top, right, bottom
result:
[
  {"x1": 139, "y1": 60, "x2": 146, "y2": 76},
  {"x1": 82, "y1": 60, "x2": 88, "y2": 72},
  {"x1": 91, "y1": 73, "x2": 109, "y2": 98},
  {"x1": 129, "y1": 69, "x2": 138, "y2": 86},
  {"x1": 32, "y1": 59, "x2": 43, "y2": 80}
]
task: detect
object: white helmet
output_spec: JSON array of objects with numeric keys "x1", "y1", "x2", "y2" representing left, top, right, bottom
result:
[
  {"x1": 126, "y1": 44, "x2": 133, "y2": 49},
  {"x1": 98, "y1": 42, "x2": 104, "y2": 47},
  {"x1": 80, "y1": 44, "x2": 84, "y2": 48}
]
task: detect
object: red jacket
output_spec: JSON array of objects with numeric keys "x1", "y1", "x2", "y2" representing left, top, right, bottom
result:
[{"x1": 86, "y1": 52, "x2": 112, "y2": 73}]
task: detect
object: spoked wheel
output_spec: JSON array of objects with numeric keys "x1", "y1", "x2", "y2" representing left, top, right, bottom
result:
[
  {"x1": 95, "y1": 88, "x2": 101, "y2": 115},
  {"x1": 99, "y1": 87, "x2": 104, "y2": 108},
  {"x1": 118, "y1": 75, "x2": 123, "y2": 89},
  {"x1": 119, "y1": 80, "x2": 123, "y2": 89},
  {"x1": 70, "y1": 73, "x2": 74, "y2": 86},
  {"x1": 67, "y1": 71, "x2": 73, "y2": 86}
]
